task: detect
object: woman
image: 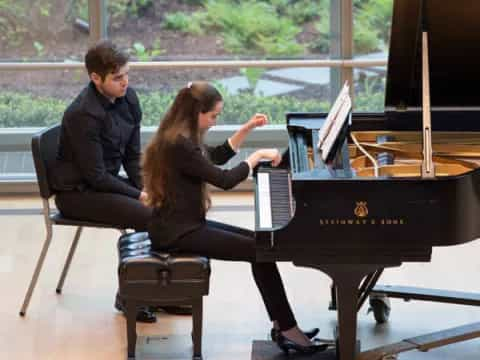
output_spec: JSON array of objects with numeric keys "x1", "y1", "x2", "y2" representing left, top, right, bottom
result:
[{"x1": 142, "y1": 82, "x2": 325, "y2": 354}]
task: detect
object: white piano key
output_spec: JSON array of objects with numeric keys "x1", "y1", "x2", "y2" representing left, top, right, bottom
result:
[{"x1": 257, "y1": 172, "x2": 272, "y2": 228}]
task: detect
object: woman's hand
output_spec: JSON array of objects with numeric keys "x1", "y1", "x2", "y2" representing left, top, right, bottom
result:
[
  {"x1": 246, "y1": 148, "x2": 281, "y2": 169},
  {"x1": 229, "y1": 113, "x2": 268, "y2": 151},
  {"x1": 260, "y1": 148, "x2": 281, "y2": 167},
  {"x1": 245, "y1": 113, "x2": 268, "y2": 130}
]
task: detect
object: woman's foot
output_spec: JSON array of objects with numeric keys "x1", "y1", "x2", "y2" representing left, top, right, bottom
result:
[
  {"x1": 270, "y1": 327, "x2": 319, "y2": 342},
  {"x1": 275, "y1": 331, "x2": 328, "y2": 355}
]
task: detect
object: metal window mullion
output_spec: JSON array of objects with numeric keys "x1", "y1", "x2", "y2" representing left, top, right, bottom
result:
[
  {"x1": 330, "y1": 0, "x2": 354, "y2": 102},
  {"x1": 88, "y1": 0, "x2": 107, "y2": 44}
]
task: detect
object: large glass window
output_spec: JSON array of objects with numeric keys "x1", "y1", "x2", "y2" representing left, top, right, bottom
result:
[
  {"x1": 353, "y1": 0, "x2": 393, "y2": 57},
  {"x1": 0, "y1": 0, "x2": 393, "y2": 185},
  {"x1": 108, "y1": 1, "x2": 331, "y2": 61},
  {"x1": 133, "y1": 66, "x2": 331, "y2": 126},
  {"x1": 353, "y1": 0, "x2": 393, "y2": 112},
  {"x1": 354, "y1": 67, "x2": 387, "y2": 113},
  {"x1": 0, "y1": 0, "x2": 90, "y2": 61},
  {"x1": 0, "y1": 70, "x2": 87, "y2": 128}
]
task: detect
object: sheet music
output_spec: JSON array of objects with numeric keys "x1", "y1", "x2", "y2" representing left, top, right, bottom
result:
[{"x1": 317, "y1": 83, "x2": 352, "y2": 162}]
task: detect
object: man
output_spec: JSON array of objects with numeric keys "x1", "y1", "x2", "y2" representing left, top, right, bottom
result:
[{"x1": 52, "y1": 40, "x2": 189, "y2": 322}]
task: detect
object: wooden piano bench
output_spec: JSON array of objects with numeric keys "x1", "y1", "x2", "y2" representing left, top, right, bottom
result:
[{"x1": 117, "y1": 232, "x2": 211, "y2": 360}]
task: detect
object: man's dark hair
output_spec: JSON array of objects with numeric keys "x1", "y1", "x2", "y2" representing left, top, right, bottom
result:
[{"x1": 85, "y1": 40, "x2": 129, "y2": 80}]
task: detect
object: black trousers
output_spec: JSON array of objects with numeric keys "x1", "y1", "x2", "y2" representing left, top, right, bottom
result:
[
  {"x1": 166, "y1": 220, "x2": 297, "y2": 331},
  {"x1": 55, "y1": 190, "x2": 152, "y2": 231}
]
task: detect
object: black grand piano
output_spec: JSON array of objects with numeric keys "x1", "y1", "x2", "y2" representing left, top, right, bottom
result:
[{"x1": 253, "y1": 1, "x2": 480, "y2": 359}]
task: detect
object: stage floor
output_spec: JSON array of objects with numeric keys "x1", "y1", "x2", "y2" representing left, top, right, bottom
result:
[{"x1": 1, "y1": 193, "x2": 479, "y2": 359}]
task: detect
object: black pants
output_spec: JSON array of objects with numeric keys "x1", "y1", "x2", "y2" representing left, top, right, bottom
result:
[
  {"x1": 55, "y1": 188, "x2": 153, "y2": 311},
  {"x1": 55, "y1": 190, "x2": 152, "y2": 231},
  {"x1": 169, "y1": 220, "x2": 297, "y2": 331}
]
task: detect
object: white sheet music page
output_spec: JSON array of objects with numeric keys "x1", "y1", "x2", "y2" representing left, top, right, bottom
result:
[{"x1": 317, "y1": 83, "x2": 352, "y2": 162}]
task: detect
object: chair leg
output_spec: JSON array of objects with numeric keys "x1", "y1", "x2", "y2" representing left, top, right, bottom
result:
[
  {"x1": 19, "y1": 225, "x2": 53, "y2": 316},
  {"x1": 56, "y1": 226, "x2": 83, "y2": 294},
  {"x1": 126, "y1": 300, "x2": 138, "y2": 359},
  {"x1": 192, "y1": 297, "x2": 203, "y2": 360}
]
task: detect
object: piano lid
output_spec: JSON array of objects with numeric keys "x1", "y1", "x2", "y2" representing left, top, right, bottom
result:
[{"x1": 385, "y1": 0, "x2": 480, "y2": 110}]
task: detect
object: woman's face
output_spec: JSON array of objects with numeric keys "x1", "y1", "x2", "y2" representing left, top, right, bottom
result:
[{"x1": 198, "y1": 101, "x2": 223, "y2": 131}]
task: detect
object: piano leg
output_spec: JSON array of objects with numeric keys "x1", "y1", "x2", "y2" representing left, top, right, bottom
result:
[{"x1": 294, "y1": 263, "x2": 399, "y2": 360}]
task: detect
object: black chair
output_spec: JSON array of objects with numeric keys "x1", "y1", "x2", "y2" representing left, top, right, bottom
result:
[{"x1": 19, "y1": 124, "x2": 127, "y2": 316}]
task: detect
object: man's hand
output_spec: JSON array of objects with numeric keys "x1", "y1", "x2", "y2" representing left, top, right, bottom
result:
[{"x1": 139, "y1": 191, "x2": 149, "y2": 205}]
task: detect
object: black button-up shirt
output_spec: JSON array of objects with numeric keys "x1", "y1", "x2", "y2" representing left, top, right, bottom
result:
[{"x1": 55, "y1": 82, "x2": 142, "y2": 198}]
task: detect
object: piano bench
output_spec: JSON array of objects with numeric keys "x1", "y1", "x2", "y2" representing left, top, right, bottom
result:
[{"x1": 117, "y1": 232, "x2": 211, "y2": 360}]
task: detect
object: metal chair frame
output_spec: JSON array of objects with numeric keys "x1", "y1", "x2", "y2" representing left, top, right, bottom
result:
[{"x1": 19, "y1": 125, "x2": 126, "y2": 316}]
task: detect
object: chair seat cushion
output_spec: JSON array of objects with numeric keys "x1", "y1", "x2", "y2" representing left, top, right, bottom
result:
[
  {"x1": 51, "y1": 212, "x2": 124, "y2": 228},
  {"x1": 118, "y1": 232, "x2": 210, "y2": 302}
]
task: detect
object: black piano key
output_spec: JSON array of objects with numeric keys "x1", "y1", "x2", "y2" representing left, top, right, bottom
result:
[{"x1": 267, "y1": 169, "x2": 292, "y2": 227}]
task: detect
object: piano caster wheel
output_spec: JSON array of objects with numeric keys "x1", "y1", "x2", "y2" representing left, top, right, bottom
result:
[{"x1": 368, "y1": 294, "x2": 391, "y2": 324}]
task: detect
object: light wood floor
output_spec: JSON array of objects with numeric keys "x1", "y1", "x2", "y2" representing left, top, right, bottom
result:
[{"x1": 0, "y1": 193, "x2": 479, "y2": 359}]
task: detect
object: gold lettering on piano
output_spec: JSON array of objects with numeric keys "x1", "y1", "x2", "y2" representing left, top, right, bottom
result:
[
  {"x1": 319, "y1": 218, "x2": 405, "y2": 226},
  {"x1": 354, "y1": 201, "x2": 368, "y2": 218},
  {"x1": 319, "y1": 201, "x2": 405, "y2": 226}
]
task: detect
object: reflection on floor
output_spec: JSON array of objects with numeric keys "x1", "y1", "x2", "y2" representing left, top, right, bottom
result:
[{"x1": 0, "y1": 193, "x2": 479, "y2": 359}]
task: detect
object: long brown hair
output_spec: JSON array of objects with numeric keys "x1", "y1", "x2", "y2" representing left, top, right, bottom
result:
[{"x1": 142, "y1": 82, "x2": 223, "y2": 212}]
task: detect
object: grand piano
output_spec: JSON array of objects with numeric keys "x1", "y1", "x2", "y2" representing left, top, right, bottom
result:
[{"x1": 253, "y1": 1, "x2": 480, "y2": 359}]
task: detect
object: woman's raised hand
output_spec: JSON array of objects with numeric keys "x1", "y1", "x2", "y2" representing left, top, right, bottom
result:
[{"x1": 246, "y1": 113, "x2": 268, "y2": 130}]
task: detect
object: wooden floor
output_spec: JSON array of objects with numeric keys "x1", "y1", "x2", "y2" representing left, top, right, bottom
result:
[{"x1": 1, "y1": 193, "x2": 479, "y2": 360}]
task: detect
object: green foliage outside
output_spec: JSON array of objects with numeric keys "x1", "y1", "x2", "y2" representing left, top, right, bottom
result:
[
  {"x1": 0, "y1": 0, "x2": 52, "y2": 47},
  {"x1": 0, "y1": 85, "x2": 386, "y2": 128},
  {"x1": 353, "y1": 0, "x2": 393, "y2": 54},
  {"x1": 1, "y1": 0, "x2": 394, "y2": 56},
  {"x1": 167, "y1": 0, "x2": 305, "y2": 56}
]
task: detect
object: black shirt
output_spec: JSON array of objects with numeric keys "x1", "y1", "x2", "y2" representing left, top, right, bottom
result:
[
  {"x1": 54, "y1": 82, "x2": 142, "y2": 198},
  {"x1": 148, "y1": 135, "x2": 250, "y2": 248}
]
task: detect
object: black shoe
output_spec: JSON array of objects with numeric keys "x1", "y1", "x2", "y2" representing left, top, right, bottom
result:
[
  {"x1": 270, "y1": 327, "x2": 320, "y2": 342},
  {"x1": 275, "y1": 333, "x2": 329, "y2": 355},
  {"x1": 153, "y1": 305, "x2": 193, "y2": 315},
  {"x1": 114, "y1": 296, "x2": 157, "y2": 323}
]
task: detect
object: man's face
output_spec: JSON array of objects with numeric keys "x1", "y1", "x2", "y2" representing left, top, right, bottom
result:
[
  {"x1": 91, "y1": 64, "x2": 129, "y2": 101},
  {"x1": 198, "y1": 101, "x2": 223, "y2": 131}
]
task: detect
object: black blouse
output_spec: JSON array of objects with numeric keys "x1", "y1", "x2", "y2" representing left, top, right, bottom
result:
[{"x1": 148, "y1": 135, "x2": 250, "y2": 248}]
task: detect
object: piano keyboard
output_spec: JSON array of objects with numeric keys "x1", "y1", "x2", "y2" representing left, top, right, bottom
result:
[{"x1": 256, "y1": 168, "x2": 293, "y2": 229}]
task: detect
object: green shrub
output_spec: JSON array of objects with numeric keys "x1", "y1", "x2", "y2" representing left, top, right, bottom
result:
[
  {"x1": 354, "y1": 77, "x2": 386, "y2": 112},
  {"x1": 0, "y1": 90, "x2": 330, "y2": 127},
  {"x1": 0, "y1": 84, "x2": 387, "y2": 128},
  {"x1": 179, "y1": 0, "x2": 304, "y2": 56},
  {"x1": 0, "y1": 0, "x2": 53, "y2": 48},
  {"x1": 164, "y1": 12, "x2": 191, "y2": 32},
  {"x1": 311, "y1": 3, "x2": 331, "y2": 53},
  {"x1": 0, "y1": 92, "x2": 66, "y2": 127},
  {"x1": 354, "y1": 0, "x2": 393, "y2": 54},
  {"x1": 130, "y1": 40, "x2": 165, "y2": 61},
  {"x1": 140, "y1": 90, "x2": 328, "y2": 126}
]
